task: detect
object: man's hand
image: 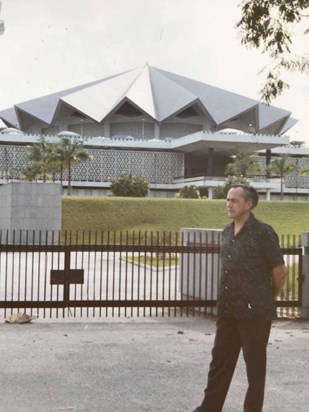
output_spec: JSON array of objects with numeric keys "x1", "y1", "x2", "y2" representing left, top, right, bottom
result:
[{"x1": 272, "y1": 264, "x2": 288, "y2": 298}]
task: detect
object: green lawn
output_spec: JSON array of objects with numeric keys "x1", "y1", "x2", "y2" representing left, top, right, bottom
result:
[
  {"x1": 62, "y1": 196, "x2": 309, "y2": 237},
  {"x1": 126, "y1": 255, "x2": 179, "y2": 268}
]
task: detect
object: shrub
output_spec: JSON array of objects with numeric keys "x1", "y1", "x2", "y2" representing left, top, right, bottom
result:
[
  {"x1": 178, "y1": 185, "x2": 200, "y2": 199},
  {"x1": 110, "y1": 174, "x2": 149, "y2": 197},
  {"x1": 213, "y1": 176, "x2": 250, "y2": 199}
]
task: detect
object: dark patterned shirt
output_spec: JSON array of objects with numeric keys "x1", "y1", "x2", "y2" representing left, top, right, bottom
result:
[{"x1": 217, "y1": 213, "x2": 284, "y2": 320}]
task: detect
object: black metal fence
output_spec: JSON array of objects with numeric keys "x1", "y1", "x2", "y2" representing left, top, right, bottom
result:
[
  {"x1": 0, "y1": 230, "x2": 303, "y2": 319},
  {"x1": 278, "y1": 234, "x2": 303, "y2": 318}
]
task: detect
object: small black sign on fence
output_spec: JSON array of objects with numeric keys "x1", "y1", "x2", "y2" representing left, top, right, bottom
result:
[{"x1": 50, "y1": 269, "x2": 84, "y2": 285}]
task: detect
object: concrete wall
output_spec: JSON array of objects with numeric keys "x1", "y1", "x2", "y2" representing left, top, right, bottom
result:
[{"x1": 0, "y1": 182, "x2": 62, "y2": 244}]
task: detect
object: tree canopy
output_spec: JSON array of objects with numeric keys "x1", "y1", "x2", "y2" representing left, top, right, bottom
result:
[
  {"x1": 22, "y1": 135, "x2": 92, "y2": 195},
  {"x1": 213, "y1": 176, "x2": 251, "y2": 199},
  {"x1": 225, "y1": 152, "x2": 261, "y2": 177},
  {"x1": 57, "y1": 136, "x2": 92, "y2": 195},
  {"x1": 237, "y1": 0, "x2": 309, "y2": 102},
  {"x1": 23, "y1": 136, "x2": 55, "y2": 182},
  {"x1": 268, "y1": 155, "x2": 295, "y2": 198}
]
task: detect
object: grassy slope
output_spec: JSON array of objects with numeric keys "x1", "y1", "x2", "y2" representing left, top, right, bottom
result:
[{"x1": 62, "y1": 197, "x2": 309, "y2": 236}]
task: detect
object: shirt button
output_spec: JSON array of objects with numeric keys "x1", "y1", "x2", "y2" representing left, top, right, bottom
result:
[{"x1": 228, "y1": 255, "x2": 231, "y2": 259}]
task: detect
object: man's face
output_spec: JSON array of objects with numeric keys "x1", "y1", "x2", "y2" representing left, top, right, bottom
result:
[{"x1": 226, "y1": 187, "x2": 252, "y2": 220}]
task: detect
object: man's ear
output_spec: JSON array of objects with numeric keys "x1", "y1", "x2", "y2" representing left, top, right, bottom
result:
[{"x1": 246, "y1": 199, "x2": 253, "y2": 210}]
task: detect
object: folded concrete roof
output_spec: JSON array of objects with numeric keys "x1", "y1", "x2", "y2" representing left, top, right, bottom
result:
[{"x1": 0, "y1": 65, "x2": 296, "y2": 135}]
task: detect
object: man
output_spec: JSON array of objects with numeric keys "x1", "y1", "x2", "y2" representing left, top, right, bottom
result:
[{"x1": 193, "y1": 185, "x2": 287, "y2": 412}]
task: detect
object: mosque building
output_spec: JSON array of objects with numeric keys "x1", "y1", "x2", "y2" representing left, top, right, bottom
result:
[{"x1": 0, "y1": 65, "x2": 308, "y2": 199}]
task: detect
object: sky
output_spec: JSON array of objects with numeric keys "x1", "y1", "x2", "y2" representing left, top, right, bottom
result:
[{"x1": 0, "y1": 0, "x2": 308, "y2": 146}]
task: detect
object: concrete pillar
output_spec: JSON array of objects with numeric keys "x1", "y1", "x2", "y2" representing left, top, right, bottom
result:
[
  {"x1": 266, "y1": 149, "x2": 271, "y2": 178},
  {"x1": 301, "y1": 232, "x2": 309, "y2": 318},
  {"x1": 207, "y1": 147, "x2": 214, "y2": 176},
  {"x1": 180, "y1": 228, "x2": 222, "y2": 314},
  {"x1": 208, "y1": 187, "x2": 213, "y2": 200},
  {"x1": 266, "y1": 188, "x2": 271, "y2": 201},
  {"x1": 154, "y1": 123, "x2": 160, "y2": 139},
  {"x1": 0, "y1": 182, "x2": 62, "y2": 244},
  {"x1": 103, "y1": 119, "x2": 110, "y2": 138}
]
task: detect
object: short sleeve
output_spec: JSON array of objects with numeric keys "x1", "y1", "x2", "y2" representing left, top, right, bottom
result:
[{"x1": 261, "y1": 224, "x2": 284, "y2": 269}]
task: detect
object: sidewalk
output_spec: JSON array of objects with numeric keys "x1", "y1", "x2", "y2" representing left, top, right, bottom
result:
[{"x1": 0, "y1": 316, "x2": 308, "y2": 412}]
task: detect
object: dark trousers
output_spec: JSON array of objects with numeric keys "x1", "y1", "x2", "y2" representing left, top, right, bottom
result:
[{"x1": 199, "y1": 316, "x2": 272, "y2": 412}]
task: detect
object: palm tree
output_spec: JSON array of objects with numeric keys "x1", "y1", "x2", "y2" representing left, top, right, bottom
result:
[
  {"x1": 21, "y1": 163, "x2": 43, "y2": 181},
  {"x1": 225, "y1": 152, "x2": 260, "y2": 177},
  {"x1": 57, "y1": 136, "x2": 92, "y2": 195},
  {"x1": 268, "y1": 155, "x2": 295, "y2": 200},
  {"x1": 24, "y1": 136, "x2": 52, "y2": 181},
  {"x1": 45, "y1": 142, "x2": 65, "y2": 182}
]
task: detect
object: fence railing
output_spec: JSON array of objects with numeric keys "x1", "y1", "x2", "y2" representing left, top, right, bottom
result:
[{"x1": 0, "y1": 230, "x2": 303, "y2": 319}]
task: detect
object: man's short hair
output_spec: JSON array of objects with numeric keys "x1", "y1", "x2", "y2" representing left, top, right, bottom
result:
[{"x1": 230, "y1": 185, "x2": 259, "y2": 209}]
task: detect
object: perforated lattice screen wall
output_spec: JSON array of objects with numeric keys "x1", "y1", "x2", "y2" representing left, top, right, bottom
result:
[
  {"x1": 257, "y1": 156, "x2": 309, "y2": 188},
  {"x1": 0, "y1": 145, "x2": 184, "y2": 184}
]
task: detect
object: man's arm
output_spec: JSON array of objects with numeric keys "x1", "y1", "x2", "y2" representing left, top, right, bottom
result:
[{"x1": 272, "y1": 264, "x2": 288, "y2": 298}]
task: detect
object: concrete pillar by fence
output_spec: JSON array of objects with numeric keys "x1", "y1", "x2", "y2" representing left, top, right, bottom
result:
[
  {"x1": 208, "y1": 187, "x2": 213, "y2": 200},
  {"x1": 301, "y1": 232, "x2": 309, "y2": 318},
  {"x1": 0, "y1": 182, "x2": 62, "y2": 244},
  {"x1": 180, "y1": 228, "x2": 222, "y2": 314},
  {"x1": 266, "y1": 188, "x2": 271, "y2": 201}
]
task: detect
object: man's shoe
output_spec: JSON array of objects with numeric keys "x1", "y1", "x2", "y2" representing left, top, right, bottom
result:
[{"x1": 193, "y1": 408, "x2": 203, "y2": 412}]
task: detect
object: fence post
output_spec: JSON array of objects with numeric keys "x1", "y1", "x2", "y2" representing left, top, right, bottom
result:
[{"x1": 301, "y1": 232, "x2": 309, "y2": 319}]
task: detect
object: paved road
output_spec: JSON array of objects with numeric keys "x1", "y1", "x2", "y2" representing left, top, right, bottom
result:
[{"x1": 0, "y1": 317, "x2": 308, "y2": 412}]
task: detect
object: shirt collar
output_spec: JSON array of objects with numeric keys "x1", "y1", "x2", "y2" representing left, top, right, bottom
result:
[{"x1": 230, "y1": 212, "x2": 256, "y2": 235}]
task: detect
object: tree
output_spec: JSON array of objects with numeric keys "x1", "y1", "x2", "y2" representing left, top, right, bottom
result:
[
  {"x1": 23, "y1": 136, "x2": 53, "y2": 181},
  {"x1": 290, "y1": 140, "x2": 305, "y2": 148},
  {"x1": 57, "y1": 136, "x2": 92, "y2": 195},
  {"x1": 0, "y1": 1, "x2": 4, "y2": 36},
  {"x1": 225, "y1": 152, "x2": 261, "y2": 177},
  {"x1": 237, "y1": 0, "x2": 309, "y2": 102},
  {"x1": 268, "y1": 155, "x2": 295, "y2": 199},
  {"x1": 22, "y1": 135, "x2": 92, "y2": 192},
  {"x1": 178, "y1": 185, "x2": 200, "y2": 199},
  {"x1": 21, "y1": 163, "x2": 44, "y2": 181},
  {"x1": 213, "y1": 176, "x2": 251, "y2": 199},
  {"x1": 45, "y1": 142, "x2": 65, "y2": 182},
  {"x1": 110, "y1": 174, "x2": 149, "y2": 197}
]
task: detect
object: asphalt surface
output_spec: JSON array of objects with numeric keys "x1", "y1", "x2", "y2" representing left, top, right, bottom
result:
[{"x1": 0, "y1": 316, "x2": 308, "y2": 412}]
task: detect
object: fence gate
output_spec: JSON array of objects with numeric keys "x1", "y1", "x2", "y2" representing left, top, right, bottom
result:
[{"x1": 0, "y1": 231, "x2": 303, "y2": 319}]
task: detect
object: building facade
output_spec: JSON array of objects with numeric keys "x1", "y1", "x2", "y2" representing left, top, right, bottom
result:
[{"x1": 0, "y1": 66, "x2": 308, "y2": 200}]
